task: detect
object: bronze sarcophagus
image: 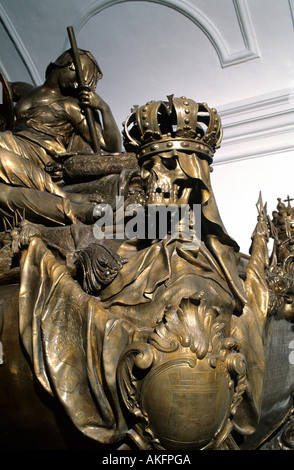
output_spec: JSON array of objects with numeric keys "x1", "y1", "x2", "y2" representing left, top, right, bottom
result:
[{"x1": 0, "y1": 28, "x2": 293, "y2": 451}]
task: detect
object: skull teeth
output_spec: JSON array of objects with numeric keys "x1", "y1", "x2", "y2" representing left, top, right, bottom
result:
[{"x1": 147, "y1": 184, "x2": 179, "y2": 204}]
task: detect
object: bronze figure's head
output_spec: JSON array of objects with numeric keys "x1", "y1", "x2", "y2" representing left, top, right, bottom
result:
[{"x1": 45, "y1": 48, "x2": 103, "y2": 92}]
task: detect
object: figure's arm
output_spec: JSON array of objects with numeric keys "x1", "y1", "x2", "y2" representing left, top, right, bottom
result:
[
  {"x1": 80, "y1": 90, "x2": 122, "y2": 153},
  {"x1": 67, "y1": 93, "x2": 122, "y2": 153}
]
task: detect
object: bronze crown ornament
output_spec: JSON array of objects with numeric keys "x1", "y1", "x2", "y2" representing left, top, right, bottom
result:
[{"x1": 123, "y1": 95, "x2": 223, "y2": 164}]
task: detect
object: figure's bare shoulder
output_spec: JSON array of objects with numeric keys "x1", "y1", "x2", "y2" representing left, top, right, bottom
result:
[{"x1": 15, "y1": 86, "x2": 58, "y2": 116}]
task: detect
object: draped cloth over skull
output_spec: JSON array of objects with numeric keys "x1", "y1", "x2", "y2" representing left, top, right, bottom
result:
[
  {"x1": 15, "y1": 97, "x2": 270, "y2": 448},
  {"x1": 17, "y1": 168, "x2": 269, "y2": 445}
]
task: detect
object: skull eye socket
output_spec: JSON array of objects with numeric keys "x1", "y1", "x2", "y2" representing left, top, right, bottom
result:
[
  {"x1": 161, "y1": 157, "x2": 177, "y2": 170},
  {"x1": 142, "y1": 160, "x2": 153, "y2": 171}
]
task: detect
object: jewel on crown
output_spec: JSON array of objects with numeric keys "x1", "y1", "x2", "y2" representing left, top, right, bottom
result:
[{"x1": 123, "y1": 95, "x2": 223, "y2": 164}]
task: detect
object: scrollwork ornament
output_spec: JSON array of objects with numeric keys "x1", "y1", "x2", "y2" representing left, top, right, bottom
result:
[{"x1": 117, "y1": 296, "x2": 247, "y2": 450}]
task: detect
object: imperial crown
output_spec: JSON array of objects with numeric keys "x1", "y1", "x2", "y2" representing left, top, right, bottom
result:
[{"x1": 123, "y1": 95, "x2": 223, "y2": 164}]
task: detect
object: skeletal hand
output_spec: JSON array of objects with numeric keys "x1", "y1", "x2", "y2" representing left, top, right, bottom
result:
[{"x1": 11, "y1": 220, "x2": 41, "y2": 255}]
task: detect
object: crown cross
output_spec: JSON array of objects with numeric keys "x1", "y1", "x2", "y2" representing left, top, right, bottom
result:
[{"x1": 284, "y1": 195, "x2": 294, "y2": 206}]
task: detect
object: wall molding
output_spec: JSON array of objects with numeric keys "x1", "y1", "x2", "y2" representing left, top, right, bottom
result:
[
  {"x1": 213, "y1": 89, "x2": 294, "y2": 165},
  {"x1": 0, "y1": 4, "x2": 42, "y2": 85},
  {"x1": 289, "y1": 0, "x2": 294, "y2": 25},
  {"x1": 0, "y1": 60, "x2": 10, "y2": 83},
  {"x1": 69, "y1": 0, "x2": 259, "y2": 68},
  {"x1": 0, "y1": 0, "x2": 260, "y2": 85}
]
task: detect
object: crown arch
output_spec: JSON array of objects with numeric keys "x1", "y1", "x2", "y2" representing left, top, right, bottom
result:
[{"x1": 68, "y1": 0, "x2": 259, "y2": 68}]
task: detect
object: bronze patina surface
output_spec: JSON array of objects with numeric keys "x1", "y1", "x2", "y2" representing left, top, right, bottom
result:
[{"x1": 0, "y1": 27, "x2": 293, "y2": 451}]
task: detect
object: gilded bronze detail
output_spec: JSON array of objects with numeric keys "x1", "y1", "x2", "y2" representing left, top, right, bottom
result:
[
  {"x1": 117, "y1": 297, "x2": 247, "y2": 450},
  {"x1": 0, "y1": 28, "x2": 293, "y2": 451}
]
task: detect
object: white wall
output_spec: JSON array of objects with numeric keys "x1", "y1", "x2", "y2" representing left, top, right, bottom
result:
[
  {"x1": 0, "y1": 0, "x2": 293, "y2": 253},
  {"x1": 212, "y1": 150, "x2": 294, "y2": 254}
]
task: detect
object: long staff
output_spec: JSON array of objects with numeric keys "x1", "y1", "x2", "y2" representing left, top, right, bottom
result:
[{"x1": 67, "y1": 26, "x2": 100, "y2": 153}]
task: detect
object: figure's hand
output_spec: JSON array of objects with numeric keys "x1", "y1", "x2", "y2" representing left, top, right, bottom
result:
[
  {"x1": 79, "y1": 90, "x2": 106, "y2": 111},
  {"x1": 11, "y1": 220, "x2": 41, "y2": 255},
  {"x1": 44, "y1": 161, "x2": 64, "y2": 176}
]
